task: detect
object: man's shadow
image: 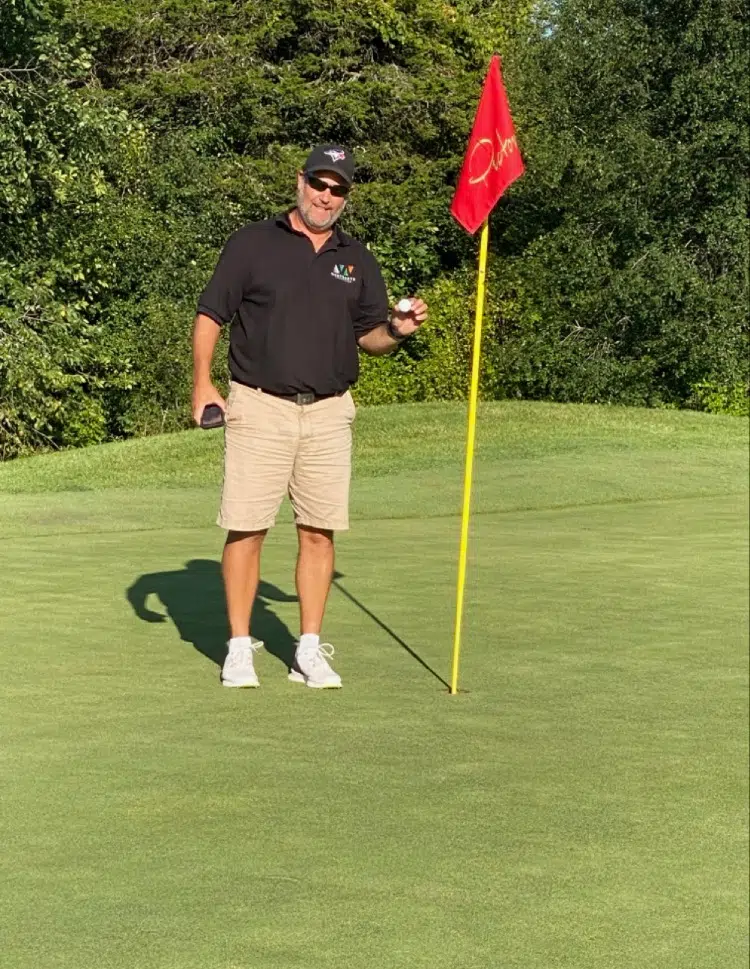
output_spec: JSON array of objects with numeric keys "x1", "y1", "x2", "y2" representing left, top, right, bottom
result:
[
  {"x1": 127, "y1": 561, "x2": 450, "y2": 689},
  {"x1": 126, "y1": 559, "x2": 297, "y2": 669}
]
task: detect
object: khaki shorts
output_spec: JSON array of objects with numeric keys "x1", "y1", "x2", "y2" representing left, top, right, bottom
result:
[{"x1": 217, "y1": 383, "x2": 356, "y2": 532}]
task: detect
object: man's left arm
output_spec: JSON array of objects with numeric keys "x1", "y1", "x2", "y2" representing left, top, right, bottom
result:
[{"x1": 357, "y1": 298, "x2": 429, "y2": 356}]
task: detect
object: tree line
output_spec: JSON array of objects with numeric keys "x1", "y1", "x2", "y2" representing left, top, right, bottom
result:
[{"x1": 1, "y1": 0, "x2": 747, "y2": 457}]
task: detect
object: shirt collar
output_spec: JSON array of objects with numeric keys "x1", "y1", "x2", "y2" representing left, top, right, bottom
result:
[{"x1": 276, "y1": 210, "x2": 351, "y2": 248}]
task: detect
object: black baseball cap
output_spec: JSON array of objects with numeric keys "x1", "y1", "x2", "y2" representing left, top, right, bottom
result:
[{"x1": 303, "y1": 144, "x2": 355, "y2": 186}]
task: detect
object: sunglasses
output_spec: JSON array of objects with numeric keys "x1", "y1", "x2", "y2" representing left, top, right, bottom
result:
[{"x1": 305, "y1": 173, "x2": 350, "y2": 198}]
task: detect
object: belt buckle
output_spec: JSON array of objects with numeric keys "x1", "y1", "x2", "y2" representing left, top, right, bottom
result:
[{"x1": 296, "y1": 392, "x2": 316, "y2": 406}]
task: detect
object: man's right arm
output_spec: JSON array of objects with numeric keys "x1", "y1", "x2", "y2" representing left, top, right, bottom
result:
[
  {"x1": 191, "y1": 313, "x2": 225, "y2": 425},
  {"x1": 192, "y1": 226, "x2": 249, "y2": 424}
]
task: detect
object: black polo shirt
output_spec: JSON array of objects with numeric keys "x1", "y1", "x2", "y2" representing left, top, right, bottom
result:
[{"x1": 197, "y1": 212, "x2": 389, "y2": 395}]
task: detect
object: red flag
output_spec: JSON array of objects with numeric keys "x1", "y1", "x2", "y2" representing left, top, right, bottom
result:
[{"x1": 450, "y1": 55, "x2": 525, "y2": 235}]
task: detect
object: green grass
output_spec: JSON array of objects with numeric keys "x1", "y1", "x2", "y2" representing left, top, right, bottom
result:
[{"x1": 0, "y1": 402, "x2": 747, "y2": 969}]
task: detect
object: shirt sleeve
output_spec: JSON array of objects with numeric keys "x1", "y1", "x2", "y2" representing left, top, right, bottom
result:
[
  {"x1": 196, "y1": 229, "x2": 250, "y2": 325},
  {"x1": 352, "y1": 250, "x2": 389, "y2": 337}
]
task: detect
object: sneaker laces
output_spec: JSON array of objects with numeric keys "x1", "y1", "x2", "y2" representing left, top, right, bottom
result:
[
  {"x1": 227, "y1": 640, "x2": 263, "y2": 668},
  {"x1": 301, "y1": 642, "x2": 335, "y2": 673}
]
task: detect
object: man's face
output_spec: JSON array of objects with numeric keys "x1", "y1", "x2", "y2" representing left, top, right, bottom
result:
[{"x1": 296, "y1": 170, "x2": 349, "y2": 231}]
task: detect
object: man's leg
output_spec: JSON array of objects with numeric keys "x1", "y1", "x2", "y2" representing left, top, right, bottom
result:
[
  {"x1": 287, "y1": 393, "x2": 353, "y2": 688},
  {"x1": 217, "y1": 385, "x2": 299, "y2": 687},
  {"x1": 291, "y1": 525, "x2": 341, "y2": 687},
  {"x1": 295, "y1": 524, "x2": 334, "y2": 636},
  {"x1": 220, "y1": 529, "x2": 267, "y2": 688},
  {"x1": 222, "y1": 529, "x2": 267, "y2": 638}
]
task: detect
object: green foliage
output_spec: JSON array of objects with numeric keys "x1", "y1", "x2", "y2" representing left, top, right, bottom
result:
[
  {"x1": 355, "y1": 267, "x2": 500, "y2": 405},
  {"x1": 0, "y1": 0, "x2": 145, "y2": 456},
  {"x1": 691, "y1": 380, "x2": 750, "y2": 418},
  {"x1": 0, "y1": 0, "x2": 746, "y2": 457},
  {"x1": 496, "y1": 0, "x2": 749, "y2": 406}
]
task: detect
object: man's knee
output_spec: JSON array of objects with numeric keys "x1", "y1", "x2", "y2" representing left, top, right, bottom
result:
[
  {"x1": 225, "y1": 529, "x2": 267, "y2": 549},
  {"x1": 297, "y1": 524, "x2": 334, "y2": 548}
]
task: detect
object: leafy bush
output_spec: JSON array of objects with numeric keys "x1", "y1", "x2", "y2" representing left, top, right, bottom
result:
[
  {"x1": 691, "y1": 381, "x2": 750, "y2": 418},
  {"x1": 1, "y1": 0, "x2": 747, "y2": 458}
]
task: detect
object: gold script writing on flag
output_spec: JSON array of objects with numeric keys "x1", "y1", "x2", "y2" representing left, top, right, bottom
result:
[{"x1": 468, "y1": 131, "x2": 520, "y2": 186}]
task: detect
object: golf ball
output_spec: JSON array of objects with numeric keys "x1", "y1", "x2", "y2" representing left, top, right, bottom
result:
[{"x1": 397, "y1": 298, "x2": 412, "y2": 313}]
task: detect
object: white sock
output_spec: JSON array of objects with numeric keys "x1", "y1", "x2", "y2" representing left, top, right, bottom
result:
[
  {"x1": 228, "y1": 636, "x2": 253, "y2": 650},
  {"x1": 298, "y1": 633, "x2": 320, "y2": 653}
]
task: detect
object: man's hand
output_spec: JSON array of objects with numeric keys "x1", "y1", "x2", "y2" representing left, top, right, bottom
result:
[
  {"x1": 356, "y1": 297, "x2": 430, "y2": 356},
  {"x1": 389, "y1": 297, "x2": 428, "y2": 339},
  {"x1": 192, "y1": 382, "x2": 226, "y2": 427}
]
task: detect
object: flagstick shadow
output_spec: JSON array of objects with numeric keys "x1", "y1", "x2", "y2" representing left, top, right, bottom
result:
[{"x1": 332, "y1": 573, "x2": 450, "y2": 691}]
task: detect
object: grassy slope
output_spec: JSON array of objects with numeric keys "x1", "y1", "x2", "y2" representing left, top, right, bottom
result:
[
  {"x1": 0, "y1": 403, "x2": 747, "y2": 969},
  {"x1": 1, "y1": 401, "x2": 745, "y2": 494},
  {"x1": 0, "y1": 403, "x2": 745, "y2": 540}
]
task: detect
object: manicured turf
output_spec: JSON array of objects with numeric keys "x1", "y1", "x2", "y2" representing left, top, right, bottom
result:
[{"x1": 1, "y1": 402, "x2": 747, "y2": 969}]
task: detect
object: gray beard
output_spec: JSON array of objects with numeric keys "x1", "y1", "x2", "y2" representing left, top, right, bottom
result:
[{"x1": 295, "y1": 189, "x2": 345, "y2": 232}]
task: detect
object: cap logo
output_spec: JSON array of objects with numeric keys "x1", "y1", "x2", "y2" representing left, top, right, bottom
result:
[{"x1": 324, "y1": 149, "x2": 346, "y2": 162}]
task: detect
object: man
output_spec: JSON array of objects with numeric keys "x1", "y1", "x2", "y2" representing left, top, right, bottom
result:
[{"x1": 192, "y1": 144, "x2": 428, "y2": 689}]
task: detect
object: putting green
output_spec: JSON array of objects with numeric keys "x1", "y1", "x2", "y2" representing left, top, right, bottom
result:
[{"x1": 1, "y1": 402, "x2": 747, "y2": 969}]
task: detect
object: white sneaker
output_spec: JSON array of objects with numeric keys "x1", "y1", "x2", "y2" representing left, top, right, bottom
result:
[
  {"x1": 288, "y1": 643, "x2": 342, "y2": 689},
  {"x1": 221, "y1": 638, "x2": 263, "y2": 688}
]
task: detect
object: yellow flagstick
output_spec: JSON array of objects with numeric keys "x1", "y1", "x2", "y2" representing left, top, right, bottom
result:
[{"x1": 450, "y1": 218, "x2": 490, "y2": 695}]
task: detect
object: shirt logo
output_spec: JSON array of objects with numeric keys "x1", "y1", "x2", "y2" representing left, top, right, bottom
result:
[
  {"x1": 331, "y1": 264, "x2": 356, "y2": 284},
  {"x1": 325, "y1": 149, "x2": 346, "y2": 162}
]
